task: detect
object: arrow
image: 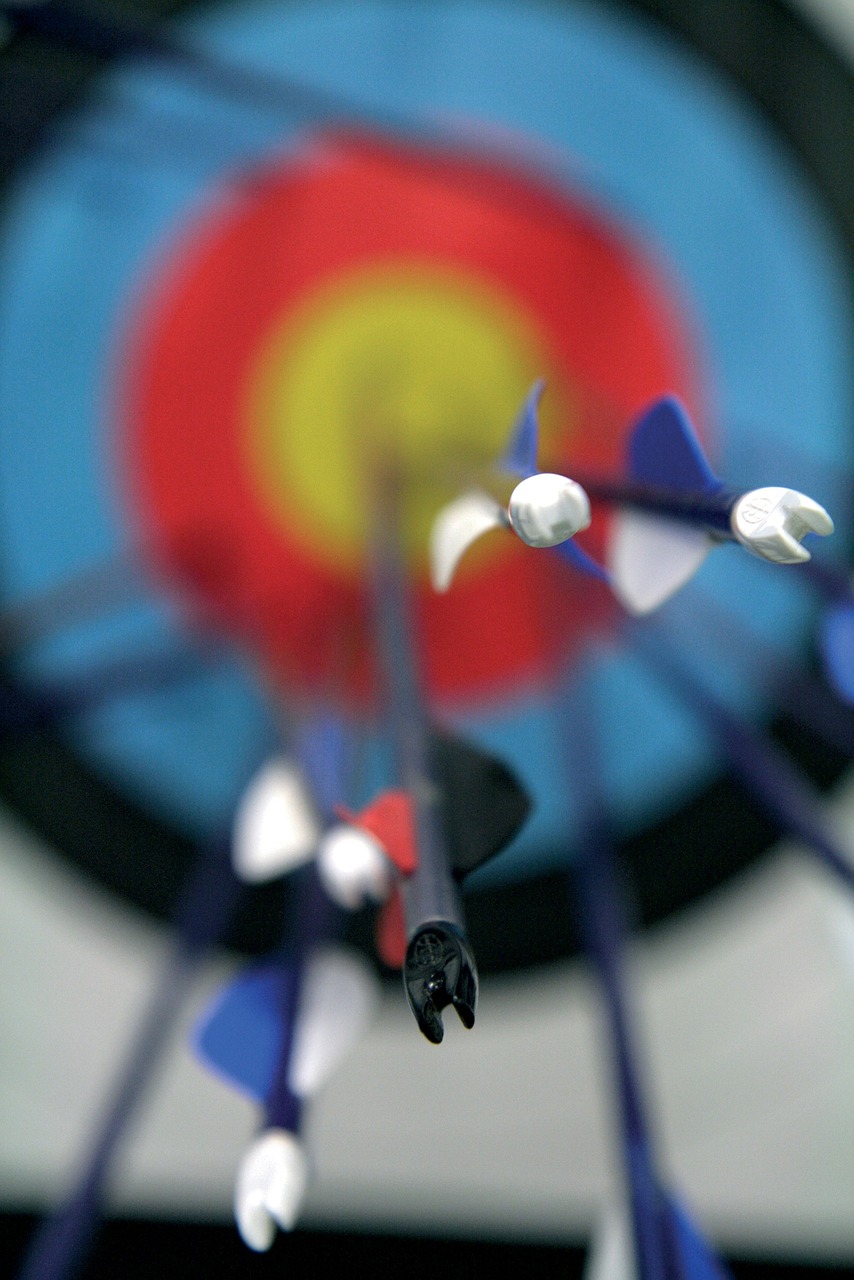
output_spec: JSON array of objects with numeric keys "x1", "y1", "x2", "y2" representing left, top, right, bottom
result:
[
  {"x1": 595, "y1": 397, "x2": 833, "y2": 613},
  {"x1": 0, "y1": 642, "x2": 220, "y2": 741},
  {"x1": 430, "y1": 380, "x2": 599, "y2": 591},
  {"x1": 194, "y1": 930, "x2": 378, "y2": 1250},
  {"x1": 329, "y1": 732, "x2": 531, "y2": 965},
  {"x1": 371, "y1": 474, "x2": 478, "y2": 1043},
  {"x1": 631, "y1": 622, "x2": 854, "y2": 898},
  {"x1": 198, "y1": 712, "x2": 380, "y2": 1250},
  {"x1": 563, "y1": 660, "x2": 731, "y2": 1280},
  {"x1": 2, "y1": 0, "x2": 399, "y2": 127},
  {"x1": 0, "y1": 554, "x2": 144, "y2": 655},
  {"x1": 16, "y1": 831, "x2": 248, "y2": 1280},
  {"x1": 431, "y1": 386, "x2": 833, "y2": 612}
]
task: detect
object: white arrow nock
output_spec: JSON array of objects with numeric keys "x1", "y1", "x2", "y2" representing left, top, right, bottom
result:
[
  {"x1": 316, "y1": 823, "x2": 393, "y2": 909},
  {"x1": 731, "y1": 487, "x2": 834, "y2": 564},
  {"x1": 430, "y1": 474, "x2": 591, "y2": 592},
  {"x1": 507, "y1": 472, "x2": 591, "y2": 547}
]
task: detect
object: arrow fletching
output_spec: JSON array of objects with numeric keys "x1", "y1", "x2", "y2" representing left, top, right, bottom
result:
[
  {"x1": 193, "y1": 948, "x2": 378, "y2": 1103},
  {"x1": 608, "y1": 511, "x2": 711, "y2": 614},
  {"x1": 627, "y1": 397, "x2": 721, "y2": 494},
  {"x1": 499, "y1": 378, "x2": 545, "y2": 479},
  {"x1": 430, "y1": 489, "x2": 506, "y2": 592},
  {"x1": 607, "y1": 397, "x2": 721, "y2": 613},
  {"x1": 232, "y1": 758, "x2": 321, "y2": 883}
]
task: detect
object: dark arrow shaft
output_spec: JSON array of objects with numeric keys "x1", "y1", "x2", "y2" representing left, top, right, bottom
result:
[
  {"x1": 580, "y1": 475, "x2": 737, "y2": 536},
  {"x1": 561, "y1": 667, "x2": 684, "y2": 1280},
  {"x1": 370, "y1": 480, "x2": 477, "y2": 1041}
]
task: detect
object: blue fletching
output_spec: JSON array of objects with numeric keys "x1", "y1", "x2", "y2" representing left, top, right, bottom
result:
[
  {"x1": 628, "y1": 397, "x2": 721, "y2": 494},
  {"x1": 499, "y1": 379, "x2": 544, "y2": 479},
  {"x1": 669, "y1": 1197, "x2": 733, "y2": 1280},
  {"x1": 625, "y1": 1159, "x2": 732, "y2": 1280},
  {"x1": 193, "y1": 963, "x2": 299, "y2": 1103},
  {"x1": 819, "y1": 602, "x2": 854, "y2": 706}
]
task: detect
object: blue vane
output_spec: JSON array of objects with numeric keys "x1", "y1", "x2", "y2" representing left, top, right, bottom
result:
[
  {"x1": 499, "y1": 379, "x2": 545, "y2": 479},
  {"x1": 498, "y1": 380, "x2": 609, "y2": 582},
  {"x1": 670, "y1": 1198, "x2": 732, "y2": 1280},
  {"x1": 195, "y1": 963, "x2": 301, "y2": 1104},
  {"x1": 627, "y1": 397, "x2": 722, "y2": 494},
  {"x1": 819, "y1": 602, "x2": 854, "y2": 706}
]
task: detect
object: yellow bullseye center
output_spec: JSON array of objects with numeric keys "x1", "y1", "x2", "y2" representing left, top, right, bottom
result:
[{"x1": 246, "y1": 263, "x2": 562, "y2": 572}]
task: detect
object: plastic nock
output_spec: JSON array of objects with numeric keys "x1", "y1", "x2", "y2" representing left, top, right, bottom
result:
[
  {"x1": 508, "y1": 473, "x2": 591, "y2": 548},
  {"x1": 731, "y1": 487, "x2": 833, "y2": 564},
  {"x1": 403, "y1": 923, "x2": 477, "y2": 1044},
  {"x1": 316, "y1": 823, "x2": 392, "y2": 910}
]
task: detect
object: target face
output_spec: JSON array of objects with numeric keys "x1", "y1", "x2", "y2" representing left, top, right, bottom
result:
[
  {"x1": 0, "y1": 0, "x2": 850, "y2": 967},
  {"x1": 122, "y1": 131, "x2": 698, "y2": 704}
]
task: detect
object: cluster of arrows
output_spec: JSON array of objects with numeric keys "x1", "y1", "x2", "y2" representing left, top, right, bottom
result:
[
  {"x1": 5, "y1": 4, "x2": 854, "y2": 1280},
  {"x1": 17, "y1": 379, "x2": 852, "y2": 1280},
  {"x1": 175, "y1": 383, "x2": 849, "y2": 1273}
]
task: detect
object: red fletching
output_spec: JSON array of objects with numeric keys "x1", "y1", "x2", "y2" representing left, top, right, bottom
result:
[
  {"x1": 335, "y1": 790, "x2": 418, "y2": 875},
  {"x1": 376, "y1": 887, "x2": 408, "y2": 969}
]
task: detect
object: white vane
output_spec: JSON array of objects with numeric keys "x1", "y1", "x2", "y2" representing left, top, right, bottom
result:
[
  {"x1": 288, "y1": 947, "x2": 379, "y2": 1096},
  {"x1": 232, "y1": 758, "x2": 321, "y2": 883},
  {"x1": 608, "y1": 512, "x2": 712, "y2": 615},
  {"x1": 430, "y1": 489, "x2": 506, "y2": 592},
  {"x1": 430, "y1": 474, "x2": 591, "y2": 592}
]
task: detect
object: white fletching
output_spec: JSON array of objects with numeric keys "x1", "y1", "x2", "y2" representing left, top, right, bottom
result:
[
  {"x1": 583, "y1": 1205, "x2": 636, "y2": 1280},
  {"x1": 234, "y1": 1128, "x2": 308, "y2": 1251},
  {"x1": 232, "y1": 758, "x2": 320, "y2": 884},
  {"x1": 289, "y1": 947, "x2": 379, "y2": 1097},
  {"x1": 508, "y1": 473, "x2": 591, "y2": 547},
  {"x1": 430, "y1": 489, "x2": 506, "y2": 591},
  {"x1": 609, "y1": 511, "x2": 711, "y2": 615},
  {"x1": 731, "y1": 486, "x2": 834, "y2": 564},
  {"x1": 316, "y1": 823, "x2": 392, "y2": 910}
]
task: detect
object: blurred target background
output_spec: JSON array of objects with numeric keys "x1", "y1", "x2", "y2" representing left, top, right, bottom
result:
[{"x1": 1, "y1": 0, "x2": 854, "y2": 1275}]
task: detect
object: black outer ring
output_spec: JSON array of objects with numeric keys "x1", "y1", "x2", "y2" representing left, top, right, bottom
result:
[{"x1": 0, "y1": 0, "x2": 851, "y2": 972}]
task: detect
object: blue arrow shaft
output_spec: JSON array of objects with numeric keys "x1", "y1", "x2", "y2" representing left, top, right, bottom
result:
[
  {"x1": 632, "y1": 624, "x2": 854, "y2": 896},
  {"x1": 0, "y1": 644, "x2": 219, "y2": 738},
  {"x1": 581, "y1": 476, "x2": 737, "y2": 535},
  {"x1": 17, "y1": 835, "x2": 244, "y2": 1280},
  {"x1": 0, "y1": 555, "x2": 143, "y2": 654},
  {"x1": 669, "y1": 589, "x2": 854, "y2": 761},
  {"x1": 265, "y1": 715, "x2": 351, "y2": 1132},
  {"x1": 561, "y1": 666, "x2": 681, "y2": 1280},
  {"x1": 5, "y1": 0, "x2": 387, "y2": 126}
]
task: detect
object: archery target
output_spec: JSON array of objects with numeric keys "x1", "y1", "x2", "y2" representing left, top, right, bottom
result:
[
  {"x1": 119, "y1": 130, "x2": 698, "y2": 704},
  {"x1": 0, "y1": 0, "x2": 850, "y2": 956}
]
